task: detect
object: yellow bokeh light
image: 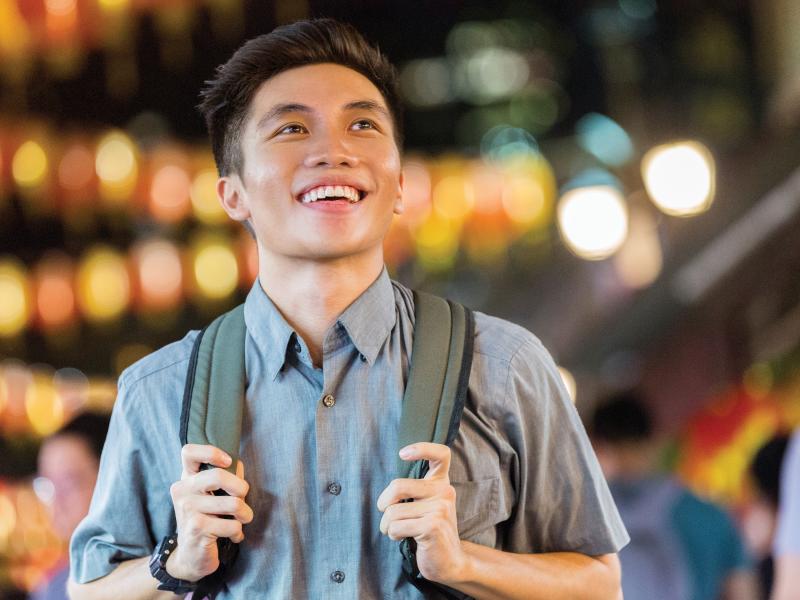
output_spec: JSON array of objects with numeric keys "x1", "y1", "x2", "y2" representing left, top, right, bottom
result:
[
  {"x1": 192, "y1": 235, "x2": 239, "y2": 300},
  {"x1": 76, "y1": 247, "x2": 131, "y2": 322},
  {"x1": 642, "y1": 141, "x2": 715, "y2": 217},
  {"x1": 96, "y1": 131, "x2": 138, "y2": 204},
  {"x1": 98, "y1": 0, "x2": 129, "y2": 11},
  {"x1": 502, "y1": 175, "x2": 547, "y2": 228},
  {"x1": 0, "y1": 259, "x2": 31, "y2": 337},
  {"x1": 557, "y1": 186, "x2": 628, "y2": 260},
  {"x1": 432, "y1": 175, "x2": 474, "y2": 222},
  {"x1": 12, "y1": 141, "x2": 48, "y2": 188},
  {"x1": 150, "y1": 164, "x2": 191, "y2": 223},
  {"x1": 190, "y1": 168, "x2": 227, "y2": 225},
  {"x1": 25, "y1": 373, "x2": 64, "y2": 436},
  {"x1": 0, "y1": 492, "x2": 16, "y2": 542},
  {"x1": 414, "y1": 214, "x2": 460, "y2": 271},
  {"x1": 613, "y1": 208, "x2": 662, "y2": 289},
  {"x1": 134, "y1": 238, "x2": 183, "y2": 311}
]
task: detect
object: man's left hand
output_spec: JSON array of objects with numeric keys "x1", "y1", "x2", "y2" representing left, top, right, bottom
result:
[{"x1": 377, "y1": 442, "x2": 470, "y2": 586}]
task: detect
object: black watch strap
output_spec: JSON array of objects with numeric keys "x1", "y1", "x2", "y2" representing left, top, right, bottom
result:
[{"x1": 149, "y1": 534, "x2": 198, "y2": 595}]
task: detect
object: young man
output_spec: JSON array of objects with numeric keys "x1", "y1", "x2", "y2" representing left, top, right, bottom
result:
[{"x1": 67, "y1": 19, "x2": 627, "y2": 600}]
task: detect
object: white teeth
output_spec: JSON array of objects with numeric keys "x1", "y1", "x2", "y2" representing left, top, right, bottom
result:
[{"x1": 300, "y1": 185, "x2": 363, "y2": 204}]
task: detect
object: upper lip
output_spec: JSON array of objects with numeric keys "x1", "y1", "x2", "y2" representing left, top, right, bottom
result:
[{"x1": 295, "y1": 177, "x2": 369, "y2": 199}]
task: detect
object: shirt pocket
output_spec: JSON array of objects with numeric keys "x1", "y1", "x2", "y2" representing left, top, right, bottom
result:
[{"x1": 451, "y1": 476, "x2": 510, "y2": 541}]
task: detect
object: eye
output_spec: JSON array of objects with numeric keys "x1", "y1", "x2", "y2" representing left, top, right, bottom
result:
[
  {"x1": 277, "y1": 123, "x2": 307, "y2": 135},
  {"x1": 351, "y1": 119, "x2": 378, "y2": 131}
]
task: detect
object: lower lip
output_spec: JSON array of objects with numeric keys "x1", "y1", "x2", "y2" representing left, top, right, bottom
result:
[{"x1": 298, "y1": 198, "x2": 363, "y2": 212}]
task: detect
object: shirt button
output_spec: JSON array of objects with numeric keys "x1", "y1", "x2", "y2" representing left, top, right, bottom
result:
[
  {"x1": 330, "y1": 570, "x2": 345, "y2": 584},
  {"x1": 327, "y1": 482, "x2": 341, "y2": 496},
  {"x1": 322, "y1": 394, "x2": 336, "y2": 408},
  {"x1": 359, "y1": 353, "x2": 367, "y2": 362}
]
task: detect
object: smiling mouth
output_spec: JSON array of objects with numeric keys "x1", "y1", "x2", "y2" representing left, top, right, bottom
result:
[{"x1": 299, "y1": 185, "x2": 366, "y2": 204}]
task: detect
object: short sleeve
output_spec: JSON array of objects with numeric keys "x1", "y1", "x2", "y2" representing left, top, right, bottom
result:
[
  {"x1": 775, "y1": 430, "x2": 800, "y2": 556},
  {"x1": 500, "y1": 336, "x2": 629, "y2": 555},
  {"x1": 68, "y1": 368, "x2": 183, "y2": 583}
]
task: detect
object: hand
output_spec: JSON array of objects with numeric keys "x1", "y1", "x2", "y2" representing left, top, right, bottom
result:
[
  {"x1": 166, "y1": 444, "x2": 254, "y2": 582},
  {"x1": 377, "y1": 442, "x2": 470, "y2": 586}
]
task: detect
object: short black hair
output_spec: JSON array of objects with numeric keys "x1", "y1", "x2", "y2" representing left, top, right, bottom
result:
[
  {"x1": 198, "y1": 18, "x2": 403, "y2": 177},
  {"x1": 590, "y1": 390, "x2": 654, "y2": 443},
  {"x1": 749, "y1": 434, "x2": 790, "y2": 507},
  {"x1": 51, "y1": 411, "x2": 111, "y2": 461}
]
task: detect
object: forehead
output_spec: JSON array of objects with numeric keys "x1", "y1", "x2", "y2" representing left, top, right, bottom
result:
[{"x1": 246, "y1": 63, "x2": 389, "y2": 123}]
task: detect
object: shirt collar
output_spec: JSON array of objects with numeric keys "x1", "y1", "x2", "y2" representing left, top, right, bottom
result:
[
  {"x1": 243, "y1": 279, "x2": 296, "y2": 380},
  {"x1": 243, "y1": 267, "x2": 397, "y2": 377},
  {"x1": 335, "y1": 267, "x2": 396, "y2": 365}
]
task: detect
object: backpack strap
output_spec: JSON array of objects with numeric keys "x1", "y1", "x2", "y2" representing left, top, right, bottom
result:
[{"x1": 398, "y1": 291, "x2": 475, "y2": 600}]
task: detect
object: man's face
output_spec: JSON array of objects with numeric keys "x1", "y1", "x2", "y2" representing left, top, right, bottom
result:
[{"x1": 220, "y1": 63, "x2": 404, "y2": 264}]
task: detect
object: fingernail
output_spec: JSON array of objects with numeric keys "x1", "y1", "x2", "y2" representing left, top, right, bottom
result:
[{"x1": 223, "y1": 454, "x2": 232, "y2": 465}]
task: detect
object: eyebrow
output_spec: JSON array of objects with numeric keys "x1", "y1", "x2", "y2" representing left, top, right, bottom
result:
[{"x1": 255, "y1": 99, "x2": 391, "y2": 133}]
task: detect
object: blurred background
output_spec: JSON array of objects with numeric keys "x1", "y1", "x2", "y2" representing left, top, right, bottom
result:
[{"x1": 0, "y1": 0, "x2": 798, "y2": 596}]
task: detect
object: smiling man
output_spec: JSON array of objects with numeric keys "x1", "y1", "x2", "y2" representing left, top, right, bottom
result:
[{"x1": 67, "y1": 19, "x2": 627, "y2": 600}]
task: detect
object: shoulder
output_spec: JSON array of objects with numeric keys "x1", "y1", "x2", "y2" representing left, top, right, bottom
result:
[
  {"x1": 118, "y1": 330, "x2": 200, "y2": 393},
  {"x1": 472, "y1": 310, "x2": 546, "y2": 366}
]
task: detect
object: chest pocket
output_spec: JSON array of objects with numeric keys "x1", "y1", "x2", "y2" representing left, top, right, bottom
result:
[{"x1": 452, "y1": 476, "x2": 512, "y2": 544}]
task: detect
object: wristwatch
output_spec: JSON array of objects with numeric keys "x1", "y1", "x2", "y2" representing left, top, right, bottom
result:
[{"x1": 149, "y1": 533, "x2": 198, "y2": 595}]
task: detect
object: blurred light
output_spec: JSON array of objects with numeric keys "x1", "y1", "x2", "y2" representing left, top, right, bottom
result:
[
  {"x1": 34, "y1": 252, "x2": 76, "y2": 330},
  {"x1": 618, "y1": 0, "x2": 656, "y2": 20},
  {"x1": 98, "y1": 0, "x2": 128, "y2": 10},
  {"x1": 432, "y1": 175, "x2": 474, "y2": 221},
  {"x1": 12, "y1": 141, "x2": 48, "y2": 188},
  {"x1": 32, "y1": 477, "x2": 55, "y2": 506},
  {"x1": 414, "y1": 214, "x2": 460, "y2": 271},
  {"x1": 25, "y1": 371, "x2": 64, "y2": 436},
  {"x1": 502, "y1": 174, "x2": 547, "y2": 228},
  {"x1": 642, "y1": 141, "x2": 715, "y2": 216},
  {"x1": 0, "y1": 258, "x2": 31, "y2": 337},
  {"x1": 508, "y1": 90, "x2": 561, "y2": 134},
  {"x1": 400, "y1": 161, "x2": 432, "y2": 226},
  {"x1": 114, "y1": 343, "x2": 152, "y2": 376},
  {"x1": 456, "y1": 47, "x2": 529, "y2": 103},
  {"x1": 557, "y1": 366, "x2": 577, "y2": 403},
  {"x1": 399, "y1": 58, "x2": 453, "y2": 107},
  {"x1": 0, "y1": 492, "x2": 16, "y2": 542},
  {"x1": 149, "y1": 164, "x2": 191, "y2": 223},
  {"x1": 76, "y1": 247, "x2": 131, "y2": 322},
  {"x1": 132, "y1": 238, "x2": 183, "y2": 311},
  {"x1": 58, "y1": 143, "x2": 94, "y2": 191},
  {"x1": 446, "y1": 21, "x2": 500, "y2": 56},
  {"x1": 190, "y1": 168, "x2": 227, "y2": 225},
  {"x1": 54, "y1": 367, "x2": 89, "y2": 415},
  {"x1": 470, "y1": 163, "x2": 505, "y2": 216},
  {"x1": 96, "y1": 131, "x2": 138, "y2": 204},
  {"x1": 46, "y1": 0, "x2": 77, "y2": 17},
  {"x1": 481, "y1": 126, "x2": 539, "y2": 161},
  {"x1": 558, "y1": 185, "x2": 628, "y2": 260},
  {"x1": 613, "y1": 206, "x2": 662, "y2": 288},
  {"x1": 743, "y1": 362, "x2": 773, "y2": 399},
  {"x1": 576, "y1": 113, "x2": 634, "y2": 167},
  {"x1": 191, "y1": 234, "x2": 239, "y2": 300}
]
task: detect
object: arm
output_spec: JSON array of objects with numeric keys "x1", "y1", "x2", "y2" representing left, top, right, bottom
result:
[
  {"x1": 771, "y1": 555, "x2": 800, "y2": 600},
  {"x1": 67, "y1": 557, "x2": 180, "y2": 600},
  {"x1": 378, "y1": 443, "x2": 622, "y2": 600}
]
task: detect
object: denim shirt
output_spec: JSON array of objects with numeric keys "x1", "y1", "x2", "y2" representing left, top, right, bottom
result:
[{"x1": 70, "y1": 268, "x2": 628, "y2": 599}]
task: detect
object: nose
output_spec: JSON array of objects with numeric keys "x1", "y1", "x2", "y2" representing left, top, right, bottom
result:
[{"x1": 303, "y1": 128, "x2": 359, "y2": 168}]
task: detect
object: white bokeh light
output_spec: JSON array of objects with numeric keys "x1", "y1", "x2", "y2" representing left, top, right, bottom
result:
[
  {"x1": 642, "y1": 141, "x2": 715, "y2": 217},
  {"x1": 557, "y1": 185, "x2": 628, "y2": 260}
]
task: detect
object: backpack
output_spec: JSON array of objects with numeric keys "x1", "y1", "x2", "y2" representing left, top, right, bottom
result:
[
  {"x1": 179, "y1": 290, "x2": 475, "y2": 599},
  {"x1": 612, "y1": 477, "x2": 691, "y2": 600}
]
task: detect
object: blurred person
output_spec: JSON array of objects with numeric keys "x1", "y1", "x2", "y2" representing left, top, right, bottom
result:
[
  {"x1": 66, "y1": 18, "x2": 628, "y2": 600},
  {"x1": 30, "y1": 412, "x2": 110, "y2": 600},
  {"x1": 590, "y1": 391, "x2": 757, "y2": 600},
  {"x1": 771, "y1": 429, "x2": 800, "y2": 600},
  {"x1": 742, "y1": 434, "x2": 789, "y2": 599}
]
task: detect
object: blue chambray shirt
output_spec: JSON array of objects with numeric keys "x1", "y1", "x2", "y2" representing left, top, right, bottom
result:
[{"x1": 70, "y1": 268, "x2": 628, "y2": 599}]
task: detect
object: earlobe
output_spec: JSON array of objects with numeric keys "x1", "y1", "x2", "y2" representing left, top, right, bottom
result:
[{"x1": 217, "y1": 175, "x2": 252, "y2": 222}]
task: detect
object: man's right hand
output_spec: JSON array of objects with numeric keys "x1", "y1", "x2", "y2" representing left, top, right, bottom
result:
[{"x1": 166, "y1": 444, "x2": 254, "y2": 582}]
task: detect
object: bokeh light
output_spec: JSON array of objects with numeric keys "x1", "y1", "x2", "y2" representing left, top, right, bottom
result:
[
  {"x1": 132, "y1": 238, "x2": 183, "y2": 311},
  {"x1": 12, "y1": 140, "x2": 48, "y2": 189},
  {"x1": 58, "y1": 143, "x2": 95, "y2": 191},
  {"x1": 557, "y1": 185, "x2": 628, "y2": 260},
  {"x1": 25, "y1": 370, "x2": 64, "y2": 436},
  {"x1": 0, "y1": 258, "x2": 31, "y2": 337},
  {"x1": 575, "y1": 113, "x2": 634, "y2": 167},
  {"x1": 191, "y1": 234, "x2": 239, "y2": 301},
  {"x1": 399, "y1": 161, "x2": 433, "y2": 227},
  {"x1": 558, "y1": 366, "x2": 577, "y2": 403},
  {"x1": 613, "y1": 206, "x2": 663, "y2": 288},
  {"x1": 0, "y1": 492, "x2": 16, "y2": 547},
  {"x1": 95, "y1": 130, "x2": 138, "y2": 204},
  {"x1": 432, "y1": 175, "x2": 474, "y2": 222},
  {"x1": 399, "y1": 58, "x2": 453, "y2": 108},
  {"x1": 642, "y1": 141, "x2": 715, "y2": 216},
  {"x1": 190, "y1": 167, "x2": 227, "y2": 225},
  {"x1": 414, "y1": 214, "x2": 460, "y2": 271},
  {"x1": 76, "y1": 246, "x2": 131, "y2": 323},
  {"x1": 34, "y1": 252, "x2": 77, "y2": 331},
  {"x1": 149, "y1": 164, "x2": 191, "y2": 223}
]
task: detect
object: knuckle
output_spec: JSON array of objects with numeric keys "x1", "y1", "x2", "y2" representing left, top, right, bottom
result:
[{"x1": 442, "y1": 484, "x2": 456, "y2": 502}]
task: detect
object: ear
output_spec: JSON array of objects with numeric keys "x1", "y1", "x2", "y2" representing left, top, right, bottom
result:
[
  {"x1": 217, "y1": 174, "x2": 252, "y2": 223},
  {"x1": 393, "y1": 170, "x2": 404, "y2": 215}
]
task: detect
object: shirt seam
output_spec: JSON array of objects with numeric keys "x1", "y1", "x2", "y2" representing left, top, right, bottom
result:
[{"x1": 119, "y1": 355, "x2": 192, "y2": 390}]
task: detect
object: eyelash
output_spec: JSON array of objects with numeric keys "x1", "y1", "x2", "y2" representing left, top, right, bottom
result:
[{"x1": 275, "y1": 119, "x2": 378, "y2": 136}]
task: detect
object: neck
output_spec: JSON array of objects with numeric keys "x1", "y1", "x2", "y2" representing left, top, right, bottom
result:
[{"x1": 257, "y1": 249, "x2": 385, "y2": 367}]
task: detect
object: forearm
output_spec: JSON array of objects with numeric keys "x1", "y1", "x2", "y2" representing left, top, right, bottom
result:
[
  {"x1": 67, "y1": 556, "x2": 182, "y2": 600},
  {"x1": 445, "y1": 542, "x2": 621, "y2": 600}
]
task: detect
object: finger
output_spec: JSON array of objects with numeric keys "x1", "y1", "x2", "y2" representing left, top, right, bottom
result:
[
  {"x1": 385, "y1": 515, "x2": 429, "y2": 541},
  {"x1": 187, "y1": 467, "x2": 250, "y2": 497},
  {"x1": 376, "y1": 478, "x2": 451, "y2": 511},
  {"x1": 399, "y1": 442, "x2": 451, "y2": 480},
  {"x1": 236, "y1": 459, "x2": 245, "y2": 480},
  {"x1": 185, "y1": 495, "x2": 254, "y2": 524},
  {"x1": 181, "y1": 444, "x2": 232, "y2": 477},
  {"x1": 380, "y1": 498, "x2": 440, "y2": 534}
]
